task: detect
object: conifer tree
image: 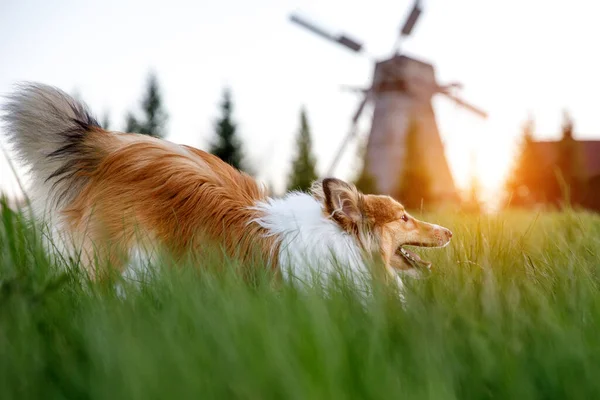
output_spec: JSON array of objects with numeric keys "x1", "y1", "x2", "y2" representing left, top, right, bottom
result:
[
  {"x1": 101, "y1": 112, "x2": 111, "y2": 131},
  {"x1": 393, "y1": 118, "x2": 432, "y2": 209},
  {"x1": 287, "y1": 108, "x2": 318, "y2": 192},
  {"x1": 125, "y1": 72, "x2": 168, "y2": 138},
  {"x1": 555, "y1": 111, "x2": 584, "y2": 206},
  {"x1": 209, "y1": 88, "x2": 244, "y2": 170},
  {"x1": 464, "y1": 152, "x2": 483, "y2": 212},
  {"x1": 505, "y1": 116, "x2": 544, "y2": 205},
  {"x1": 353, "y1": 138, "x2": 378, "y2": 194}
]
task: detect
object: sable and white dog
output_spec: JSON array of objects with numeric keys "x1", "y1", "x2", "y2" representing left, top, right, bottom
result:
[{"x1": 2, "y1": 83, "x2": 452, "y2": 288}]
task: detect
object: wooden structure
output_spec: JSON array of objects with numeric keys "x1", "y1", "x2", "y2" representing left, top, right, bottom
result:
[{"x1": 290, "y1": 1, "x2": 487, "y2": 201}]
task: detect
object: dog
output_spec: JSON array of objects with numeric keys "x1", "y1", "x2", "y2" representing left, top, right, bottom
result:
[{"x1": 2, "y1": 83, "x2": 452, "y2": 288}]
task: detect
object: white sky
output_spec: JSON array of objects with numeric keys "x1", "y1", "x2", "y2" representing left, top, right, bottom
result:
[{"x1": 1, "y1": 0, "x2": 599, "y2": 204}]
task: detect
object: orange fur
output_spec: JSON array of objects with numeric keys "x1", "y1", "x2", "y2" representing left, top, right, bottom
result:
[{"x1": 60, "y1": 129, "x2": 278, "y2": 278}]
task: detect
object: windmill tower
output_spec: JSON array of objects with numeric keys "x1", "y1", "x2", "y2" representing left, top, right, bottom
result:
[{"x1": 290, "y1": 1, "x2": 487, "y2": 201}]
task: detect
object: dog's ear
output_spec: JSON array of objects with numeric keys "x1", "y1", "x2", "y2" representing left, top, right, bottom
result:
[{"x1": 322, "y1": 178, "x2": 362, "y2": 225}]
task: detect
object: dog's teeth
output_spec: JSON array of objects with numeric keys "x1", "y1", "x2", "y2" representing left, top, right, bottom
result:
[{"x1": 401, "y1": 248, "x2": 413, "y2": 261}]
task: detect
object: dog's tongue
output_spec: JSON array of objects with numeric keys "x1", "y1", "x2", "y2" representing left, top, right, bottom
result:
[{"x1": 400, "y1": 247, "x2": 432, "y2": 269}]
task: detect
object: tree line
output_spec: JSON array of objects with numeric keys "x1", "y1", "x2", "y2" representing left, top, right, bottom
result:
[
  {"x1": 75, "y1": 72, "x2": 600, "y2": 211},
  {"x1": 103, "y1": 72, "x2": 319, "y2": 194},
  {"x1": 101, "y1": 72, "x2": 445, "y2": 206}
]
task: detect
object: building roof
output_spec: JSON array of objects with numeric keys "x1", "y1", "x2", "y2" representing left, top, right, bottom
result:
[{"x1": 533, "y1": 140, "x2": 600, "y2": 179}]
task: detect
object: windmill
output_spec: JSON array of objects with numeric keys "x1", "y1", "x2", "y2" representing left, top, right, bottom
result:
[{"x1": 290, "y1": 1, "x2": 487, "y2": 202}]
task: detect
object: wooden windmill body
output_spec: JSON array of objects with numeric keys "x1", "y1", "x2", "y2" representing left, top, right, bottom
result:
[
  {"x1": 290, "y1": 1, "x2": 487, "y2": 201},
  {"x1": 365, "y1": 55, "x2": 457, "y2": 200}
]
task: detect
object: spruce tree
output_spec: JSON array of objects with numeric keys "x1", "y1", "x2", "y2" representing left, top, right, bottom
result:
[
  {"x1": 209, "y1": 88, "x2": 244, "y2": 170},
  {"x1": 555, "y1": 111, "x2": 584, "y2": 206},
  {"x1": 125, "y1": 112, "x2": 139, "y2": 133},
  {"x1": 505, "y1": 116, "x2": 544, "y2": 205},
  {"x1": 101, "y1": 111, "x2": 111, "y2": 130},
  {"x1": 354, "y1": 168, "x2": 378, "y2": 195},
  {"x1": 464, "y1": 152, "x2": 483, "y2": 212},
  {"x1": 353, "y1": 138, "x2": 378, "y2": 194},
  {"x1": 287, "y1": 108, "x2": 318, "y2": 192},
  {"x1": 125, "y1": 72, "x2": 168, "y2": 138},
  {"x1": 393, "y1": 118, "x2": 432, "y2": 209}
]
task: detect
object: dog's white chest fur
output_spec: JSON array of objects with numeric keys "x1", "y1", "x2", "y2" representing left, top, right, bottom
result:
[{"x1": 252, "y1": 192, "x2": 374, "y2": 287}]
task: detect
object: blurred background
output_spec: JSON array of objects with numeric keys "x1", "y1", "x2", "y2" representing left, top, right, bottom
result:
[{"x1": 1, "y1": 0, "x2": 599, "y2": 213}]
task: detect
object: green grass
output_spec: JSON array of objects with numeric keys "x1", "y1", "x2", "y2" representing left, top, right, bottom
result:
[{"x1": 2, "y1": 200, "x2": 600, "y2": 399}]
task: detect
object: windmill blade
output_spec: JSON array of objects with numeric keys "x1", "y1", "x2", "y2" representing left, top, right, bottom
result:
[
  {"x1": 400, "y1": 0, "x2": 422, "y2": 37},
  {"x1": 351, "y1": 92, "x2": 370, "y2": 124},
  {"x1": 326, "y1": 92, "x2": 370, "y2": 176},
  {"x1": 290, "y1": 14, "x2": 363, "y2": 53},
  {"x1": 440, "y1": 91, "x2": 488, "y2": 119},
  {"x1": 393, "y1": 0, "x2": 422, "y2": 54},
  {"x1": 438, "y1": 82, "x2": 463, "y2": 92},
  {"x1": 339, "y1": 84, "x2": 368, "y2": 94}
]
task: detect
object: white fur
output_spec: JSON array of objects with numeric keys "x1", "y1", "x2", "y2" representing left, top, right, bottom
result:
[
  {"x1": 2, "y1": 84, "x2": 89, "y2": 257},
  {"x1": 252, "y1": 192, "x2": 403, "y2": 292}
]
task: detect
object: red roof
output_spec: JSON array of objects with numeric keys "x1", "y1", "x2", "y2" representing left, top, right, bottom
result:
[{"x1": 532, "y1": 140, "x2": 600, "y2": 179}]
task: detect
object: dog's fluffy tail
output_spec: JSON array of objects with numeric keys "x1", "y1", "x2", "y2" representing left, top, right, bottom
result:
[{"x1": 2, "y1": 83, "x2": 106, "y2": 213}]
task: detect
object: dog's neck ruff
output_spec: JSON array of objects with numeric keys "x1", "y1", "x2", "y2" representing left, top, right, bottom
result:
[{"x1": 252, "y1": 192, "x2": 372, "y2": 287}]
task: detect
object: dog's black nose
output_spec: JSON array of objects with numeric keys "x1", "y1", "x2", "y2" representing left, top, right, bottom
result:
[{"x1": 445, "y1": 229, "x2": 453, "y2": 239}]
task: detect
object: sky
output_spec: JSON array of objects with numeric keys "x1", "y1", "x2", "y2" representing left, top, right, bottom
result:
[{"x1": 1, "y1": 0, "x2": 599, "y2": 205}]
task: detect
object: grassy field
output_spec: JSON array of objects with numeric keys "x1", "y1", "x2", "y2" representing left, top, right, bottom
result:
[{"x1": 2, "y1": 200, "x2": 600, "y2": 399}]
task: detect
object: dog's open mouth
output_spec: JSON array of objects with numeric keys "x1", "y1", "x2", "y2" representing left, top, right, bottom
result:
[{"x1": 397, "y1": 246, "x2": 432, "y2": 270}]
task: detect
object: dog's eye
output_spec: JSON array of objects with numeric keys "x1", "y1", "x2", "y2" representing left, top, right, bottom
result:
[{"x1": 401, "y1": 214, "x2": 408, "y2": 222}]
